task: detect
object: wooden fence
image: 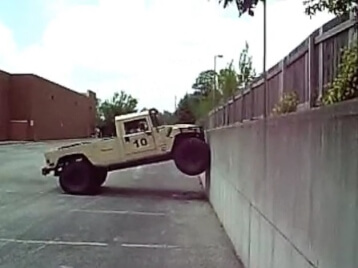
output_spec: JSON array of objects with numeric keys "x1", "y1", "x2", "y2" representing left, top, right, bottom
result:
[{"x1": 206, "y1": 12, "x2": 357, "y2": 129}]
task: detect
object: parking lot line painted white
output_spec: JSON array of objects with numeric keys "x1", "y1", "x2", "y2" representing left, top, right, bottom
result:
[
  {"x1": 121, "y1": 243, "x2": 179, "y2": 249},
  {"x1": 71, "y1": 209, "x2": 166, "y2": 216},
  {"x1": 0, "y1": 238, "x2": 108, "y2": 247}
]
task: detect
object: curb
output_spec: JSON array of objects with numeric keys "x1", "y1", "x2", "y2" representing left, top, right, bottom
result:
[
  {"x1": 0, "y1": 141, "x2": 29, "y2": 146},
  {"x1": 0, "y1": 138, "x2": 100, "y2": 146}
]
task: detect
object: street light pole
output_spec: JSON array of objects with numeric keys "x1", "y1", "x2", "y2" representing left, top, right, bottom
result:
[{"x1": 213, "y1": 54, "x2": 223, "y2": 107}]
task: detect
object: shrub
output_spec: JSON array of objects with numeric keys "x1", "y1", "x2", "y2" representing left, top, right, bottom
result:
[
  {"x1": 272, "y1": 91, "x2": 299, "y2": 115},
  {"x1": 321, "y1": 39, "x2": 358, "y2": 105}
]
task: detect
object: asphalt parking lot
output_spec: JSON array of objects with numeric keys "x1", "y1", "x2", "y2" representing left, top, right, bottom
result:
[{"x1": 0, "y1": 141, "x2": 241, "y2": 268}]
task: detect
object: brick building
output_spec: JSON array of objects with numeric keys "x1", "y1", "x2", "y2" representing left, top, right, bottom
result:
[{"x1": 0, "y1": 69, "x2": 96, "y2": 141}]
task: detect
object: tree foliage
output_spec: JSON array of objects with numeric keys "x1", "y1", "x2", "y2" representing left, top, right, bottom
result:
[
  {"x1": 175, "y1": 42, "x2": 255, "y2": 122},
  {"x1": 218, "y1": 61, "x2": 238, "y2": 100},
  {"x1": 174, "y1": 94, "x2": 198, "y2": 124},
  {"x1": 321, "y1": 40, "x2": 358, "y2": 105},
  {"x1": 160, "y1": 110, "x2": 177, "y2": 125},
  {"x1": 97, "y1": 90, "x2": 138, "y2": 136},
  {"x1": 303, "y1": 0, "x2": 357, "y2": 16},
  {"x1": 189, "y1": 70, "x2": 222, "y2": 120},
  {"x1": 215, "y1": 42, "x2": 256, "y2": 103},
  {"x1": 192, "y1": 70, "x2": 217, "y2": 97},
  {"x1": 272, "y1": 91, "x2": 299, "y2": 115},
  {"x1": 237, "y1": 41, "x2": 256, "y2": 89},
  {"x1": 218, "y1": 0, "x2": 357, "y2": 16},
  {"x1": 218, "y1": 0, "x2": 261, "y2": 16},
  {"x1": 196, "y1": 89, "x2": 222, "y2": 119}
]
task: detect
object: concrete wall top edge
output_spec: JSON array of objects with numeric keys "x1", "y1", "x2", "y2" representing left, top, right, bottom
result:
[{"x1": 208, "y1": 98, "x2": 358, "y2": 132}]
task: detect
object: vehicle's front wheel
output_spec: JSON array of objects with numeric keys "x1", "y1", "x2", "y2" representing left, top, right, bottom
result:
[
  {"x1": 173, "y1": 137, "x2": 210, "y2": 176},
  {"x1": 59, "y1": 161, "x2": 99, "y2": 195}
]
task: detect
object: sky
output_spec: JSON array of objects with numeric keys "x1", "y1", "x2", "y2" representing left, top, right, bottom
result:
[{"x1": 0, "y1": 0, "x2": 334, "y2": 112}]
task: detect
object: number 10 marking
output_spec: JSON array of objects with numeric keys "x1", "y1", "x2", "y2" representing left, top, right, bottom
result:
[{"x1": 134, "y1": 138, "x2": 148, "y2": 148}]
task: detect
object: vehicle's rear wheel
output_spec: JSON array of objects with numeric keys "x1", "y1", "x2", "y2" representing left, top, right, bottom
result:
[
  {"x1": 94, "y1": 167, "x2": 108, "y2": 186},
  {"x1": 59, "y1": 161, "x2": 99, "y2": 195},
  {"x1": 173, "y1": 137, "x2": 210, "y2": 176}
]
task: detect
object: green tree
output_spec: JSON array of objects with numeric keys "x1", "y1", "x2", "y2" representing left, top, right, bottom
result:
[
  {"x1": 175, "y1": 94, "x2": 198, "y2": 124},
  {"x1": 192, "y1": 70, "x2": 217, "y2": 97},
  {"x1": 218, "y1": 0, "x2": 261, "y2": 16},
  {"x1": 191, "y1": 70, "x2": 222, "y2": 118},
  {"x1": 187, "y1": 42, "x2": 255, "y2": 119},
  {"x1": 160, "y1": 110, "x2": 177, "y2": 125},
  {"x1": 303, "y1": 0, "x2": 357, "y2": 16},
  {"x1": 217, "y1": 42, "x2": 255, "y2": 100},
  {"x1": 195, "y1": 90, "x2": 220, "y2": 119},
  {"x1": 98, "y1": 90, "x2": 138, "y2": 136},
  {"x1": 218, "y1": 61, "x2": 238, "y2": 100},
  {"x1": 217, "y1": 0, "x2": 357, "y2": 16},
  {"x1": 237, "y1": 41, "x2": 256, "y2": 89}
]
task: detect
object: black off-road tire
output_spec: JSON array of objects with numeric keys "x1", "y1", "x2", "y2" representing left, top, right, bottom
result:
[
  {"x1": 59, "y1": 161, "x2": 99, "y2": 195},
  {"x1": 173, "y1": 137, "x2": 210, "y2": 176},
  {"x1": 94, "y1": 167, "x2": 108, "y2": 187}
]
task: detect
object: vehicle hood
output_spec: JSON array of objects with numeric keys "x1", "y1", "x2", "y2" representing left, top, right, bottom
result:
[
  {"x1": 44, "y1": 138, "x2": 109, "y2": 164},
  {"x1": 54, "y1": 138, "x2": 111, "y2": 151},
  {"x1": 172, "y1": 124, "x2": 198, "y2": 128},
  {"x1": 157, "y1": 124, "x2": 203, "y2": 136},
  {"x1": 157, "y1": 124, "x2": 201, "y2": 131},
  {"x1": 57, "y1": 141, "x2": 93, "y2": 150}
]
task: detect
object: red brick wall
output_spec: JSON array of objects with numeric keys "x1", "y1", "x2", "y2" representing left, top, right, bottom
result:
[
  {"x1": 9, "y1": 75, "x2": 33, "y2": 120},
  {"x1": 28, "y1": 75, "x2": 96, "y2": 140},
  {"x1": 0, "y1": 70, "x2": 10, "y2": 140},
  {"x1": 9, "y1": 75, "x2": 35, "y2": 141},
  {"x1": 1, "y1": 71, "x2": 96, "y2": 141}
]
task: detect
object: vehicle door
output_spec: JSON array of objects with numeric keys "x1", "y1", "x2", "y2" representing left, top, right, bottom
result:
[{"x1": 122, "y1": 118, "x2": 156, "y2": 158}]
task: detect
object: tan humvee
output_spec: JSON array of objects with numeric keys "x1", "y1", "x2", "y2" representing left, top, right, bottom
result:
[{"x1": 42, "y1": 108, "x2": 210, "y2": 195}]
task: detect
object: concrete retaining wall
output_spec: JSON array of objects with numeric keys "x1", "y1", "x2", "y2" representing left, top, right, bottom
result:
[{"x1": 205, "y1": 99, "x2": 358, "y2": 268}]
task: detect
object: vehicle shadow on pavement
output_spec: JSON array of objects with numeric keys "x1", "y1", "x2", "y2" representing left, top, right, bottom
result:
[{"x1": 99, "y1": 186, "x2": 207, "y2": 201}]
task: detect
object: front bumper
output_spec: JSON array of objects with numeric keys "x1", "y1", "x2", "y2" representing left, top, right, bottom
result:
[{"x1": 42, "y1": 166, "x2": 54, "y2": 176}]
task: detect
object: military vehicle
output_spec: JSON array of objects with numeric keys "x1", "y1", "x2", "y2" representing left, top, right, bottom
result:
[{"x1": 42, "y1": 108, "x2": 210, "y2": 195}]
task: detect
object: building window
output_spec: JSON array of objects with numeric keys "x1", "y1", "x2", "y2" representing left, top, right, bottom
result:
[
  {"x1": 89, "y1": 106, "x2": 92, "y2": 110},
  {"x1": 75, "y1": 101, "x2": 78, "y2": 106},
  {"x1": 51, "y1": 95, "x2": 54, "y2": 100}
]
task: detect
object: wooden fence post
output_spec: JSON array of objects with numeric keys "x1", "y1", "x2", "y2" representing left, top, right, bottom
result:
[
  {"x1": 250, "y1": 85, "x2": 254, "y2": 120},
  {"x1": 213, "y1": 109, "x2": 217, "y2": 128},
  {"x1": 279, "y1": 58, "x2": 285, "y2": 100},
  {"x1": 348, "y1": 10, "x2": 357, "y2": 46},
  {"x1": 225, "y1": 104, "x2": 228, "y2": 126},
  {"x1": 317, "y1": 26, "x2": 324, "y2": 98},
  {"x1": 221, "y1": 106, "x2": 224, "y2": 127},
  {"x1": 241, "y1": 93, "x2": 245, "y2": 122},
  {"x1": 308, "y1": 34, "x2": 315, "y2": 107}
]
